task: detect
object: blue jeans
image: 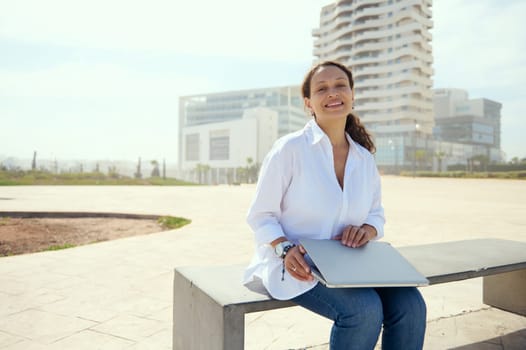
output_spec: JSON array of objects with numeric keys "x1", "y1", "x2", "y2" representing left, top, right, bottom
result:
[{"x1": 292, "y1": 284, "x2": 426, "y2": 350}]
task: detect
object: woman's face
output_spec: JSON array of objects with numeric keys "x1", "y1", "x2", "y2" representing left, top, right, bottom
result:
[{"x1": 304, "y1": 65, "x2": 354, "y2": 125}]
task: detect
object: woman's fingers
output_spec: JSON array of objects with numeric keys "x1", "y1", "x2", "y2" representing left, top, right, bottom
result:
[
  {"x1": 341, "y1": 225, "x2": 371, "y2": 248},
  {"x1": 342, "y1": 225, "x2": 359, "y2": 247},
  {"x1": 285, "y1": 246, "x2": 313, "y2": 281}
]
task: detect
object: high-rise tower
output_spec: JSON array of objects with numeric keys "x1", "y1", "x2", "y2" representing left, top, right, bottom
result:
[{"x1": 313, "y1": 0, "x2": 434, "y2": 168}]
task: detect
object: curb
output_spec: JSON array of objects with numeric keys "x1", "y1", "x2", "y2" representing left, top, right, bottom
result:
[{"x1": 0, "y1": 211, "x2": 161, "y2": 220}]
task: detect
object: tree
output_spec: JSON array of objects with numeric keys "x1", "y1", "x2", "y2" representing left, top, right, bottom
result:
[
  {"x1": 470, "y1": 154, "x2": 490, "y2": 172},
  {"x1": 246, "y1": 157, "x2": 254, "y2": 183},
  {"x1": 414, "y1": 150, "x2": 427, "y2": 171},
  {"x1": 434, "y1": 151, "x2": 447, "y2": 172},
  {"x1": 150, "y1": 160, "x2": 160, "y2": 177},
  {"x1": 108, "y1": 165, "x2": 119, "y2": 178},
  {"x1": 134, "y1": 157, "x2": 142, "y2": 179},
  {"x1": 236, "y1": 166, "x2": 248, "y2": 184},
  {"x1": 31, "y1": 151, "x2": 37, "y2": 171},
  {"x1": 195, "y1": 163, "x2": 210, "y2": 184},
  {"x1": 226, "y1": 168, "x2": 234, "y2": 185}
]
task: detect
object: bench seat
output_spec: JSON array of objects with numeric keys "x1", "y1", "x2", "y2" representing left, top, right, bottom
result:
[{"x1": 173, "y1": 239, "x2": 526, "y2": 350}]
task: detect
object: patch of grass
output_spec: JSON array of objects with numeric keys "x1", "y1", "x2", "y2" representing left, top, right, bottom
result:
[
  {"x1": 399, "y1": 170, "x2": 526, "y2": 180},
  {"x1": 45, "y1": 243, "x2": 77, "y2": 251},
  {"x1": 0, "y1": 170, "x2": 198, "y2": 186},
  {"x1": 0, "y1": 217, "x2": 10, "y2": 225},
  {"x1": 157, "y1": 216, "x2": 191, "y2": 229}
]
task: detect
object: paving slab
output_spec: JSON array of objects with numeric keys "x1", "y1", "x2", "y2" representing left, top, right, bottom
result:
[{"x1": 0, "y1": 177, "x2": 525, "y2": 349}]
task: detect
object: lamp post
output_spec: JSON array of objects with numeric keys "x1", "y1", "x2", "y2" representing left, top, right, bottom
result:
[
  {"x1": 388, "y1": 138, "x2": 399, "y2": 174},
  {"x1": 412, "y1": 121, "x2": 420, "y2": 177}
]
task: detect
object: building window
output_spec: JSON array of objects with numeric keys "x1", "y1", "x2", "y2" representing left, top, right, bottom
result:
[
  {"x1": 209, "y1": 130, "x2": 230, "y2": 160},
  {"x1": 185, "y1": 134, "x2": 199, "y2": 161}
]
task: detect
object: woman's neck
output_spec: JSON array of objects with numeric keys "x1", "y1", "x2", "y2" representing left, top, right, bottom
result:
[{"x1": 316, "y1": 119, "x2": 348, "y2": 148}]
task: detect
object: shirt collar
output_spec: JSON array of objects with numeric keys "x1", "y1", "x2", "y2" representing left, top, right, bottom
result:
[
  {"x1": 307, "y1": 119, "x2": 325, "y2": 145},
  {"x1": 306, "y1": 119, "x2": 365, "y2": 159}
]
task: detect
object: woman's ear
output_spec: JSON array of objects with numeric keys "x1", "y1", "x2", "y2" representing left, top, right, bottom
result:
[{"x1": 304, "y1": 97, "x2": 313, "y2": 115}]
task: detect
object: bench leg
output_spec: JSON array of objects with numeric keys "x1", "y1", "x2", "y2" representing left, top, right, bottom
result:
[
  {"x1": 173, "y1": 270, "x2": 245, "y2": 350},
  {"x1": 483, "y1": 269, "x2": 526, "y2": 316}
]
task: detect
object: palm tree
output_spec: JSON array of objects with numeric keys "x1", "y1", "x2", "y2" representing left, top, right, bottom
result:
[
  {"x1": 31, "y1": 151, "x2": 37, "y2": 171},
  {"x1": 470, "y1": 154, "x2": 490, "y2": 172},
  {"x1": 134, "y1": 157, "x2": 142, "y2": 179},
  {"x1": 195, "y1": 163, "x2": 211, "y2": 184},
  {"x1": 434, "y1": 151, "x2": 447, "y2": 172},
  {"x1": 150, "y1": 160, "x2": 160, "y2": 177},
  {"x1": 414, "y1": 150, "x2": 427, "y2": 171},
  {"x1": 246, "y1": 157, "x2": 254, "y2": 183}
]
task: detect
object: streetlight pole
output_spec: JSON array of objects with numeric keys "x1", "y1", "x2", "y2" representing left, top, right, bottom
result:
[
  {"x1": 394, "y1": 140, "x2": 399, "y2": 174},
  {"x1": 412, "y1": 121, "x2": 419, "y2": 177},
  {"x1": 389, "y1": 138, "x2": 399, "y2": 175}
]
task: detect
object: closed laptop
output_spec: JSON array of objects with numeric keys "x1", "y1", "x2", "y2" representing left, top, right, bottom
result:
[{"x1": 299, "y1": 238, "x2": 429, "y2": 288}]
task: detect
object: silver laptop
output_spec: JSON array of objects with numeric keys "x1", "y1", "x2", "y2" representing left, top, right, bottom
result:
[{"x1": 299, "y1": 238, "x2": 429, "y2": 288}]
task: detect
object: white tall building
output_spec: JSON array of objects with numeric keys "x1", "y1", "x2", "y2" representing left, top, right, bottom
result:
[{"x1": 312, "y1": 0, "x2": 434, "y2": 170}]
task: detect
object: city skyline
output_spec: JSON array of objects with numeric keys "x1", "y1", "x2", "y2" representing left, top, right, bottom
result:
[{"x1": 1, "y1": 0, "x2": 525, "y2": 164}]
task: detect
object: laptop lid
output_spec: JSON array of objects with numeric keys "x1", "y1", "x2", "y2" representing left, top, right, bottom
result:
[{"x1": 299, "y1": 238, "x2": 429, "y2": 288}]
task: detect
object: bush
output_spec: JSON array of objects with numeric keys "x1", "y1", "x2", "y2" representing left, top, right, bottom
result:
[
  {"x1": 157, "y1": 216, "x2": 191, "y2": 229},
  {"x1": 400, "y1": 170, "x2": 526, "y2": 180}
]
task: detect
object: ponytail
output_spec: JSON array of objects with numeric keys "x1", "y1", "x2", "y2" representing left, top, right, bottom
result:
[{"x1": 345, "y1": 113, "x2": 376, "y2": 153}]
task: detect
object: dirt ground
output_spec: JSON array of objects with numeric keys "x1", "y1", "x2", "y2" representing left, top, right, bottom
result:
[{"x1": 0, "y1": 217, "x2": 169, "y2": 256}]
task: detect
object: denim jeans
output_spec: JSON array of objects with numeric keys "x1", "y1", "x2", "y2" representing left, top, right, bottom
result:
[{"x1": 292, "y1": 284, "x2": 426, "y2": 350}]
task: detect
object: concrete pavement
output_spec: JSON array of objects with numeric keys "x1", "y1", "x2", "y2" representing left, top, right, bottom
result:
[{"x1": 0, "y1": 177, "x2": 525, "y2": 349}]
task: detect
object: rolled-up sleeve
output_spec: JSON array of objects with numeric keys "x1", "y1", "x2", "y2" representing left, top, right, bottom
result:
[
  {"x1": 364, "y1": 161, "x2": 385, "y2": 239},
  {"x1": 246, "y1": 143, "x2": 292, "y2": 246}
]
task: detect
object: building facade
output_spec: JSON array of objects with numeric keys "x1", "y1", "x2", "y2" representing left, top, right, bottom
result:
[
  {"x1": 177, "y1": 86, "x2": 309, "y2": 183},
  {"x1": 433, "y1": 88, "x2": 502, "y2": 148},
  {"x1": 433, "y1": 88, "x2": 503, "y2": 164},
  {"x1": 312, "y1": 0, "x2": 434, "y2": 171}
]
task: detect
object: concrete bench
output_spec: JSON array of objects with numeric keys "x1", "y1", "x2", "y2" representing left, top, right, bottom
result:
[{"x1": 172, "y1": 239, "x2": 526, "y2": 350}]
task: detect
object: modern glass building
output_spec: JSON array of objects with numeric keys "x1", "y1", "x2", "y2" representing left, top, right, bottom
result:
[
  {"x1": 433, "y1": 88, "x2": 502, "y2": 148},
  {"x1": 432, "y1": 88, "x2": 503, "y2": 165}
]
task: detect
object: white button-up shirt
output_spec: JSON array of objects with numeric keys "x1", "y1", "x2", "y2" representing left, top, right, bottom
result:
[{"x1": 243, "y1": 119, "x2": 385, "y2": 300}]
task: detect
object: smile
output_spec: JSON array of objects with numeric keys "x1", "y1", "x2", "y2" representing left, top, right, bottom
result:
[{"x1": 325, "y1": 101, "x2": 344, "y2": 108}]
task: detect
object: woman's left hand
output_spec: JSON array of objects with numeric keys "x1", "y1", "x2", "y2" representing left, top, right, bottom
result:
[{"x1": 335, "y1": 224, "x2": 377, "y2": 248}]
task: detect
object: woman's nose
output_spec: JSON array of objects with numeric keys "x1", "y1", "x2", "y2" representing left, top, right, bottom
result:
[{"x1": 328, "y1": 88, "x2": 339, "y2": 97}]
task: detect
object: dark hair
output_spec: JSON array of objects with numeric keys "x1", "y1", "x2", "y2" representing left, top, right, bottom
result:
[{"x1": 301, "y1": 61, "x2": 376, "y2": 153}]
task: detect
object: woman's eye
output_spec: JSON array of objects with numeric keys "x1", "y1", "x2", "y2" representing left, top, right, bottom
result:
[{"x1": 317, "y1": 87, "x2": 326, "y2": 92}]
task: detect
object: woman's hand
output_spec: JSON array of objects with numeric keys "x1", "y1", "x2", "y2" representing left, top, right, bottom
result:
[
  {"x1": 284, "y1": 245, "x2": 313, "y2": 282},
  {"x1": 335, "y1": 224, "x2": 377, "y2": 248}
]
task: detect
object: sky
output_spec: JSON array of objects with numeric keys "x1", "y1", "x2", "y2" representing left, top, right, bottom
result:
[{"x1": 1, "y1": 0, "x2": 525, "y2": 166}]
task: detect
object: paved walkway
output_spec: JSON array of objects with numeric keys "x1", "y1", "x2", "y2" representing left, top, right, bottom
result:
[{"x1": 0, "y1": 177, "x2": 525, "y2": 349}]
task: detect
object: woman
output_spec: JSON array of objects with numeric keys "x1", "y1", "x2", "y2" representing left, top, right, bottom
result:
[{"x1": 243, "y1": 61, "x2": 426, "y2": 349}]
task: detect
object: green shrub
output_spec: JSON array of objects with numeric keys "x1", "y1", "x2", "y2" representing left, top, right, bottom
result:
[
  {"x1": 45, "y1": 243, "x2": 77, "y2": 251},
  {"x1": 157, "y1": 216, "x2": 191, "y2": 229}
]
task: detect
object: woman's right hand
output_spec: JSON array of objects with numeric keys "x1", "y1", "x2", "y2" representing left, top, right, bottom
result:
[{"x1": 284, "y1": 245, "x2": 314, "y2": 282}]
